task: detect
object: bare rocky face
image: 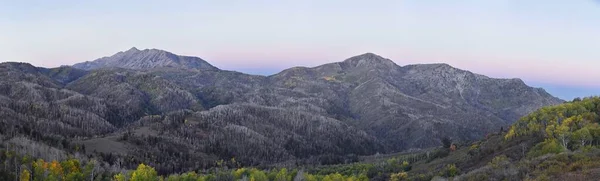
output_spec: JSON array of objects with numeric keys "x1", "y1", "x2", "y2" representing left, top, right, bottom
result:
[{"x1": 73, "y1": 47, "x2": 218, "y2": 71}]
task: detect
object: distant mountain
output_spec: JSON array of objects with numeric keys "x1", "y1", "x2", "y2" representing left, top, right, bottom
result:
[
  {"x1": 0, "y1": 49, "x2": 563, "y2": 174},
  {"x1": 73, "y1": 47, "x2": 218, "y2": 70},
  {"x1": 269, "y1": 53, "x2": 563, "y2": 149}
]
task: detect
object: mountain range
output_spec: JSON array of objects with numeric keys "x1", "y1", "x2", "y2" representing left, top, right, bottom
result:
[{"x1": 0, "y1": 48, "x2": 562, "y2": 173}]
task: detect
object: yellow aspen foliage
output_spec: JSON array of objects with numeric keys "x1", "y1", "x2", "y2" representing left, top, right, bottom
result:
[
  {"x1": 20, "y1": 169, "x2": 31, "y2": 181},
  {"x1": 61, "y1": 159, "x2": 81, "y2": 173},
  {"x1": 274, "y1": 168, "x2": 290, "y2": 181},
  {"x1": 249, "y1": 169, "x2": 268, "y2": 181},
  {"x1": 234, "y1": 168, "x2": 248, "y2": 179},
  {"x1": 113, "y1": 173, "x2": 127, "y2": 181},
  {"x1": 390, "y1": 172, "x2": 408, "y2": 181},
  {"x1": 49, "y1": 160, "x2": 64, "y2": 178},
  {"x1": 130, "y1": 163, "x2": 159, "y2": 181},
  {"x1": 33, "y1": 159, "x2": 48, "y2": 181},
  {"x1": 303, "y1": 173, "x2": 318, "y2": 181},
  {"x1": 322, "y1": 173, "x2": 344, "y2": 181}
]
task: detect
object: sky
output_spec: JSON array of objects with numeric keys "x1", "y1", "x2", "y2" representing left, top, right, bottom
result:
[{"x1": 1, "y1": 0, "x2": 599, "y2": 100}]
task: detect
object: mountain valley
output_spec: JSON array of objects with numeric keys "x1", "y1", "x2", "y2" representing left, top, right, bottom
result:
[{"x1": 0, "y1": 48, "x2": 565, "y2": 180}]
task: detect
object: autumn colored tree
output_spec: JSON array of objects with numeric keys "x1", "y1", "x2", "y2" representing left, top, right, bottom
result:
[
  {"x1": 322, "y1": 173, "x2": 344, "y2": 181},
  {"x1": 20, "y1": 169, "x2": 31, "y2": 181},
  {"x1": 390, "y1": 172, "x2": 408, "y2": 181},
  {"x1": 113, "y1": 173, "x2": 127, "y2": 181},
  {"x1": 274, "y1": 168, "x2": 290, "y2": 181},
  {"x1": 130, "y1": 164, "x2": 159, "y2": 181},
  {"x1": 48, "y1": 160, "x2": 64, "y2": 180},
  {"x1": 450, "y1": 144, "x2": 457, "y2": 152},
  {"x1": 442, "y1": 164, "x2": 460, "y2": 177},
  {"x1": 32, "y1": 159, "x2": 47, "y2": 181},
  {"x1": 249, "y1": 169, "x2": 268, "y2": 181},
  {"x1": 180, "y1": 171, "x2": 198, "y2": 181},
  {"x1": 234, "y1": 168, "x2": 248, "y2": 180},
  {"x1": 60, "y1": 159, "x2": 80, "y2": 174},
  {"x1": 401, "y1": 161, "x2": 410, "y2": 171}
]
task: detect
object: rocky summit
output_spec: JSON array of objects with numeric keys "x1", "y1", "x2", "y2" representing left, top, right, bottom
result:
[{"x1": 73, "y1": 47, "x2": 218, "y2": 70}]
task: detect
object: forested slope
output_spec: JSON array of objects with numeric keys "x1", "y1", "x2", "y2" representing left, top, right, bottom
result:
[{"x1": 0, "y1": 48, "x2": 563, "y2": 178}]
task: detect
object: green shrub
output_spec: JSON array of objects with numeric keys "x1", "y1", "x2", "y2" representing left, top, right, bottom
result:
[
  {"x1": 390, "y1": 172, "x2": 408, "y2": 181},
  {"x1": 468, "y1": 143, "x2": 480, "y2": 156},
  {"x1": 550, "y1": 153, "x2": 570, "y2": 163},
  {"x1": 441, "y1": 164, "x2": 460, "y2": 177},
  {"x1": 528, "y1": 139, "x2": 563, "y2": 157},
  {"x1": 488, "y1": 155, "x2": 509, "y2": 169},
  {"x1": 535, "y1": 160, "x2": 566, "y2": 176}
]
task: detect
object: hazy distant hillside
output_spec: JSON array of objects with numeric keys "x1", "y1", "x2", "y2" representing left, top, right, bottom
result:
[{"x1": 73, "y1": 47, "x2": 218, "y2": 71}]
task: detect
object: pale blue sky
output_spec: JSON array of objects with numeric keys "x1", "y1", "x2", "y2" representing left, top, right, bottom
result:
[{"x1": 1, "y1": 0, "x2": 599, "y2": 100}]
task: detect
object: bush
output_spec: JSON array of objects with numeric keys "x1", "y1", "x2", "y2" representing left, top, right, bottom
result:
[
  {"x1": 528, "y1": 139, "x2": 563, "y2": 157},
  {"x1": 441, "y1": 164, "x2": 460, "y2": 177},
  {"x1": 468, "y1": 143, "x2": 480, "y2": 156},
  {"x1": 390, "y1": 172, "x2": 408, "y2": 181},
  {"x1": 550, "y1": 153, "x2": 569, "y2": 163},
  {"x1": 488, "y1": 155, "x2": 509, "y2": 169},
  {"x1": 535, "y1": 160, "x2": 566, "y2": 176}
]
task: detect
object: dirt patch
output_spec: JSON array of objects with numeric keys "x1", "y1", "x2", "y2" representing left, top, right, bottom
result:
[{"x1": 133, "y1": 126, "x2": 159, "y2": 137}]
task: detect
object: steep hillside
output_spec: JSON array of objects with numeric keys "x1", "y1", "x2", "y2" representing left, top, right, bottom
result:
[
  {"x1": 0, "y1": 49, "x2": 563, "y2": 176},
  {"x1": 0, "y1": 63, "x2": 116, "y2": 158},
  {"x1": 268, "y1": 53, "x2": 563, "y2": 150},
  {"x1": 1, "y1": 97, "x2": 595, "y2": 181},
  {"x1": 402, "y1": 97, "x2": 600, "y2": 181}
]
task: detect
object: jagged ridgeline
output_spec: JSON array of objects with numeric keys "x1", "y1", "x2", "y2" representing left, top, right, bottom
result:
[{"x1": 0, "y1": 48, "x2": 562, "y2": 176}]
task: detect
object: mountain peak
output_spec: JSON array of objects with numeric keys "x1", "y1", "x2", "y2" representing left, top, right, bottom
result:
[
  {"x1": 355, "y1": 52, "x2": 380, "y2": 58},
  {"x1": 73, "y1": 48, "x2": 218, "y2": 71},
  {"x1": 127, "y1": 47, "x2": 140, "y2": 52},
  {"x1": 347, "y1": 52, "x2": 386, "y2": 61},
  {"x1": 342, "y1": 52, "x2": 397, "y2": 68}
]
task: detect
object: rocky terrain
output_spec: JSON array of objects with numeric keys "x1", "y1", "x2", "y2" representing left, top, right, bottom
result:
[
  {"x1": 73, "y1": 47, "x2": 218, "y2": 71},
  {"x1": 0, "y1": 48, "x2": 562, "y2": 174}
]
